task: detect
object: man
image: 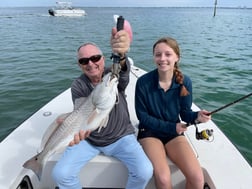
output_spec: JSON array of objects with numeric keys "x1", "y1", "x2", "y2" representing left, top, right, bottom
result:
[{"x1": 52, "y1": 27, "x2": 153, "y2": 189}]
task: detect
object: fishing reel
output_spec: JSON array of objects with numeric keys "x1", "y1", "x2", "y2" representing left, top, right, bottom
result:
[{"x1": 195, "y1": 124, "x2": 214, "y2": 141}]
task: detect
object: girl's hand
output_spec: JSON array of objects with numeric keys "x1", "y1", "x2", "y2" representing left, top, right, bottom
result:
[
  {"x1": 176, "y1": 123, "x2": 188, "y2": 135},
  {"x1": 196, "y1": 110, "x2": 211, "y2": 123}
]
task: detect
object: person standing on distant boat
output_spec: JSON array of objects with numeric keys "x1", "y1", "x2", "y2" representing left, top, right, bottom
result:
[
  {"x1": 135, "y1": 37, "x2": 211, "y2": 189},
  {"x1": 51, "y1": 27, "x2": 153, "y2": 189}
]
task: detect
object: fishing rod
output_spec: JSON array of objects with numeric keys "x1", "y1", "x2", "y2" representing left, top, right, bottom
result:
[
  {"x1": 111, "y1": 15, "x2": 124, "y2": 78},
  {"x1": 207, "y1": 92, "x2": 252, "y2": 115},
  {"x1": 189, "y1": 92, "x2": 252, "y2": 141}
]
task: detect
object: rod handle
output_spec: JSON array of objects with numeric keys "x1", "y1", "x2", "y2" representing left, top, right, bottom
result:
[{"x1": 117, "y1": 16, "x2": 124, "y2": 31}]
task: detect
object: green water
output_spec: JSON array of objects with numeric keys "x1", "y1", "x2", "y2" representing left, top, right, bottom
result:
[{"x1": 0, "y1": 7, "x2": 251, "y2": 165}]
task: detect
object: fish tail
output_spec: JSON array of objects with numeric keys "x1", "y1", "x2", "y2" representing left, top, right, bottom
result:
[{"x1": 23, "y1": 153, "x2": 42, "y2": 180}]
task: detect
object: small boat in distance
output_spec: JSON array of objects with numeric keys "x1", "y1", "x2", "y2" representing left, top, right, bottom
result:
[{"x1": 48, "y1": 1, "x2": 86, "y2": 17}]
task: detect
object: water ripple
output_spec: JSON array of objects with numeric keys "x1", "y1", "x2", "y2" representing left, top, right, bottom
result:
[{"x1": 0, "y1": 7, "x2": 251, "y2": 165}]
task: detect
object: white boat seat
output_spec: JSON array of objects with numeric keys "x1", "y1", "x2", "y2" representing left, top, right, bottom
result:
[
  {"x1": 39, "y1": 125, "x2": 197, "y2": 189},
  {"x1": 42, "y1": 151, "x2": 186, "y2": 189}
]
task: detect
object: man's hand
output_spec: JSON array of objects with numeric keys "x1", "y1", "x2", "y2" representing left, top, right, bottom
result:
[
  {"x1": 110, "y1": 28, "x2": 130, "y2": 55},
  {"x1": 69, "y1": 130, "x2": 91, "y2": 146}
]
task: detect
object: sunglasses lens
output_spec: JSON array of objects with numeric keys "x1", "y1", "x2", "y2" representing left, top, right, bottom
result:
[
  {"x1": 78, "y1": 55, "x2": 102, "y2": 65},
  {"x1": 90, "y1": 55, "x2": 102, "y2": 63},
  {"x1": 79, "y1": 58, "x2": 89, "y2": 65}
]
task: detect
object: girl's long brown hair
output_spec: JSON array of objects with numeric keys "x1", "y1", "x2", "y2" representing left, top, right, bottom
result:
[{"x1": 153, "y1": 37, "x2": 189, "y2": 96}]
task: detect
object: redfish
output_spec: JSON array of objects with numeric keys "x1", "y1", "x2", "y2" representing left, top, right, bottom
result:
[{"x1": 23, "y1": 72, "x2": 118, "y2": 180}]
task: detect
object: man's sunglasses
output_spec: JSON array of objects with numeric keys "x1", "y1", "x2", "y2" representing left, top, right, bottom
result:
[{"x1": 78, "y1": 54, "x2": 102, "y2": 65}]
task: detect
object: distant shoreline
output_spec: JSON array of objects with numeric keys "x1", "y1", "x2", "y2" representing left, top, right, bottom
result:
[{"x1": 0, "y1": 6, "x2": 251, "y2": 9}]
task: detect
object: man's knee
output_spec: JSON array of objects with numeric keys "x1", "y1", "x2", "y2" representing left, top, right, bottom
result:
[
  {"x1": 133, "y1": 160, "x2": 153, "y2": 181},
  {"x1": 52, "y1": 164, "x2": 71, "y2": 184}
]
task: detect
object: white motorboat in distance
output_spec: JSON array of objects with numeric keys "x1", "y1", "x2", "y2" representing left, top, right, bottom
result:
[
  {"x1": 0, "y1": 59, "x2": 251, "y2": 189},
  {"x1": 48, "y1": 1, "x2": 86, "y2": 17}
]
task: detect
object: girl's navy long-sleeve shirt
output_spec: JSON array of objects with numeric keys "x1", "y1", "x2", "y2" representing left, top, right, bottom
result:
[{"x1": 135, "y1": 69, "x2": 198, "y2": 136}]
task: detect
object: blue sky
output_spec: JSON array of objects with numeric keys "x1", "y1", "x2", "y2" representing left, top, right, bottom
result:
[{"x1": 0, "y1": 0, "x2": 251, "y2": 8}]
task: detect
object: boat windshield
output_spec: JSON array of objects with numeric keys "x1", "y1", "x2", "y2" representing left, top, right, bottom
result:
[{"x1": 55, "y1": 1, "x2": 73, "y2": 9}]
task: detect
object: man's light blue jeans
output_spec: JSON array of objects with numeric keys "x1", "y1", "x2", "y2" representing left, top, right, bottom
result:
[{"x1": 52, "y1": 134, "x2": 153, "y2": 189}]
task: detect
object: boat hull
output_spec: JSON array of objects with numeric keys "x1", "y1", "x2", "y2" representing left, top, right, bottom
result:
[{"x1": 48, "y1": 8, "x2": 86, "y2": 17}]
